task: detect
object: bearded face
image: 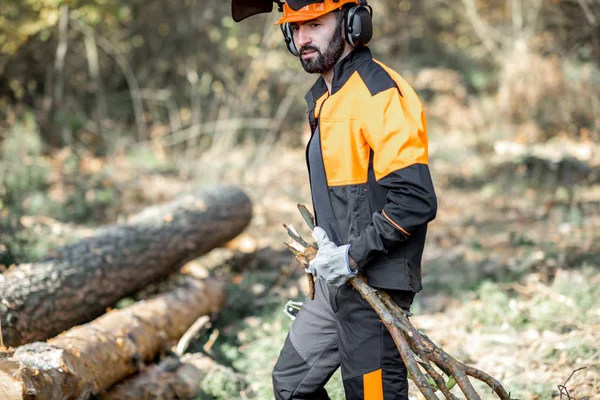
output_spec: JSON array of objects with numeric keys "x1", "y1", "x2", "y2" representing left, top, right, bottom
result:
[{"x1": 297, "y1": 16, "x2": 345, "y2": 74}]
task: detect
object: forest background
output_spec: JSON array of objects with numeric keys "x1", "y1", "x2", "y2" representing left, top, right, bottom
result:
[{"x1": 1, "y1": 0, "x2": 599, "y2": 398}]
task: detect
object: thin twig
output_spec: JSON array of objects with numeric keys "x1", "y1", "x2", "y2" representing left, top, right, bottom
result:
[
  {"x1": 298, "y1": 204, "x2": 316, "y2": 231},
  {"x1": 465, "y1": 365, "x2": 512, "y2": 399},
  {"x1": 175, "y1": 315, "x2": 211, "y2": 356},
  {"x1": 283, "y1": 224, "x2": 311, "y2": 248},
  {"x1": 448, "y1": 363, "x2": 480, "y2": 400},
  {"x1": 394, "y1": 325, "x2": 441, "y2": 399},
  {"x1": 558, "y1": 367, "x2": 587, "y2": 400},
  {"x1": 202, "y1": 328, "x2": 220, "y2": 354},
  {"x1": 419, "y1": 360, "x2": 460, "y2": 400},
  {"x1": 563, "y1": 367, "x2": 587, "y2": 387}
]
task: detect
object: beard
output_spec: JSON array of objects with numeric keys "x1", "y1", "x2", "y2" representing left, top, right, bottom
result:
[{"x1": 299, "y1": 20, "x2": 345, "y2": 74}]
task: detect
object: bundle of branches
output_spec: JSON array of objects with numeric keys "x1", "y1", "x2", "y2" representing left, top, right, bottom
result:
[{"x1": 284, "y1": 205, "x2": 515, "y2": 400}]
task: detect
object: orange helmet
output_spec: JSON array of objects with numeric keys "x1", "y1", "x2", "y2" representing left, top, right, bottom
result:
[{"x1": 275, "y1": 0, "x2": 358, "y2": 25}]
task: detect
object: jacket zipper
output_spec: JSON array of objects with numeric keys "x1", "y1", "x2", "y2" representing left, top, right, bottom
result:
[
  {"x1": 305, "y1": 94, "x2": 330, "y2": 184},
  {"x1": 305, "y1": 94, "x2": 330, "y2": 227}
]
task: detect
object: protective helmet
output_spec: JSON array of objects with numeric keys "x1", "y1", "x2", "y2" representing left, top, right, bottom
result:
[
  {"x1": 275, "y1": 0, "x2": 359, "y2": 25},
  {"x1": 231, "y1": 0, "x2": 372, "y2": 55}
]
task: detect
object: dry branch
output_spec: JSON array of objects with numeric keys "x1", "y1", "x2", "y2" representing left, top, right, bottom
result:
[
  {"x1": 558, "y1": 367, "x2": 587, "y2": 400},
  {"x1": 174, "y1": 315, "x2": 211, "y2": 356},
  {"x1": 0, "y1": 185, "x2": 252, "y2": 347},
  {"x1": 284, "y1": 204, "x2": 515, "y2": 400},
  {"x1": 0, "y1": 276, "x2": 226, "y2": 400}
]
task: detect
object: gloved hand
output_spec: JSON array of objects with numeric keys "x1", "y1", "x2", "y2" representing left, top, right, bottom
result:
[{"x1": 306, "y1": 227, "x2": 358, "y2": 287}]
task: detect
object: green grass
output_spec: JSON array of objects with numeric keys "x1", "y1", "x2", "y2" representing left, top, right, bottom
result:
[
  {"x1": 421, "y1": 253, "x2": 529, "y2": 296},
  {"x1": 0, "y1": 112, "x2": 50, "y2": 208},
  {"x1": 464, "y1": 266, "x2": 600, "y2": 333}
]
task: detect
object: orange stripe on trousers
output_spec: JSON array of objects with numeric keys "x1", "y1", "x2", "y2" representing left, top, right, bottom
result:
[{"x1": 364, "y1": 368, "x2": 384, "y2": 400}]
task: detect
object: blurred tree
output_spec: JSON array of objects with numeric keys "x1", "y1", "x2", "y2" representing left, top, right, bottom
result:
[{"x1": 0, "y1": 0, "x2": 598, "y2": 153}]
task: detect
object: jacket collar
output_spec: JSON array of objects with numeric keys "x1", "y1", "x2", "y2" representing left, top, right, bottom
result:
[{"x1": 304, "y1": 46, "x2": 373, "y2": 108}]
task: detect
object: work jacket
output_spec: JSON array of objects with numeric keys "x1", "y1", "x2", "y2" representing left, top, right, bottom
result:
[{"x1": 305, "y1": 46, "x2": 437, "y2": 292}]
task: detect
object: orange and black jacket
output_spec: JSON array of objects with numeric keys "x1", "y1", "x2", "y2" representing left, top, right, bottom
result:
[{"x1": 305, "y1": 46, "x2": 437, "y2": 292}]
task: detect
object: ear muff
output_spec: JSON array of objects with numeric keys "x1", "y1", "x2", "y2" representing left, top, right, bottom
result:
[
  {"x1": 344, "y1": 4, "x2": 373, "y2": 47},
  {"x1": 280, "y1": 23, "x2": 299, "y2": 56}
]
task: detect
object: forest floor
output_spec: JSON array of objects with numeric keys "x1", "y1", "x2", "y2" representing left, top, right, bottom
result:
[
  {"x1": 184, "y1": 139, "x2": 600, "y2": 400},
  {"x1": 2, "y1": 128, "x2": 599, "y2": 399}
]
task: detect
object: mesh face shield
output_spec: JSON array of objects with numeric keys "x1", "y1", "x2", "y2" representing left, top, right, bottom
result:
[{"x1": 231, "y1": 0, "x2": 274, "y2": 22}]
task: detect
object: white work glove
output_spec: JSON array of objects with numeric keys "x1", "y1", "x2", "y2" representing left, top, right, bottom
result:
[{"x1": 307, "y1": 227, "x2": 358, "y2": 287}]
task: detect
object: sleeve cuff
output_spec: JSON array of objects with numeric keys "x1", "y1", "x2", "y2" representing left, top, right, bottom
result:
[{"x1": 345, "y1": 245, "x2": 359, "y2": 275}]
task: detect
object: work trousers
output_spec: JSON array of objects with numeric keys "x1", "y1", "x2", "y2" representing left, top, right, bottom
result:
[{"x1": 272, "y1": 276, "x2": 414, "y2": 400}]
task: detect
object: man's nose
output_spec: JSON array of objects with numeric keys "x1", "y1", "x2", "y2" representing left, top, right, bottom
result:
[{"x1": 295, "y1": 26, "x2": 311, "y2": 48}]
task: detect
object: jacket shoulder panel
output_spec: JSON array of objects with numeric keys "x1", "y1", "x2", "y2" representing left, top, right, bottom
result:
[{"x1": 356, "y1": 59, "x2": 402, "y2": 98}]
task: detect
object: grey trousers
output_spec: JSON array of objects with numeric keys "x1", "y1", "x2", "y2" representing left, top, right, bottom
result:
[{"x1": 272, "y1": 277, "x2": 413, "y2": 400}]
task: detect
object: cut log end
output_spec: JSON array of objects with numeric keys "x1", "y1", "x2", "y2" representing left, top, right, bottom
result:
[
  {"x1": 0, "y1": 275, "x2": 227, "y2": 399},
  {"x1": 0, "y1": 361, "x2": 25, "y2": 400}
]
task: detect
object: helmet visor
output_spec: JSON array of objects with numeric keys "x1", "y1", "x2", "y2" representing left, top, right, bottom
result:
[{"x1": 231, "y1": 0, "x2": 274, "y2": 22}]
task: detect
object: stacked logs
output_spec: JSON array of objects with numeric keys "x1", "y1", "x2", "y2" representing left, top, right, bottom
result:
[{"x1": 0, "y1": 185, "x2": 252, "y2": 399}]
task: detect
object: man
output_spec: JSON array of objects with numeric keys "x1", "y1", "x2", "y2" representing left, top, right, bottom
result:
[{"x1": 235, "y1": 1, "x2": 437, "y2": 398}]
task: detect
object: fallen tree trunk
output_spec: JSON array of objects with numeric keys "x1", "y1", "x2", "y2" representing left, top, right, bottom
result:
[
  {"x1": 0, "y1": 185, "x2": 252, "y2": 346},
  {"x1": 0, "y1": 275, "x2": 226, "y2": 400},
  {"x1": 99, "y1": 353, "x2": 215, "y2": 399}
]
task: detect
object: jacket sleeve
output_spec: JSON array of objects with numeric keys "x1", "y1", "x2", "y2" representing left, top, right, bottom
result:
[{"x1": 348, "y1": 86, "x2": 437, "y2": 268}]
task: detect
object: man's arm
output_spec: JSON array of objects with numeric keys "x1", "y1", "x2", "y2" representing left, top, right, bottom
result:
[{"x1": 348, "y1": 86, "x2": 437, "y2": 268}]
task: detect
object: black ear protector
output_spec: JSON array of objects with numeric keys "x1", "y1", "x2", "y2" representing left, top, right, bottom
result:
[
  {"x1": 280, "y1": 0, "x2": 373, "y2": 56},
  {"x1": 344, "y1": 1, "x2": 373, "y2": 47},
  {"x1": 281, "y1": 22, "x2": 299, "y2": 56}
]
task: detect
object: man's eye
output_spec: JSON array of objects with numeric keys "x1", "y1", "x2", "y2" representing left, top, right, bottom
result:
[
  {"x1": 310, "y1": 23, "x2": 319, "y2": 28},
  {"x1": 291, "y1": 25, "x2": 299, "y2": 32}
]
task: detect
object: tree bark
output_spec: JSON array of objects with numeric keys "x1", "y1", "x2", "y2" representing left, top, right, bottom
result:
[
  {"x1": 0, "y1": 275, "x2": 226, "y2": 400},
  {"x1": 99, "y1": 353, "x2": 215, "y2": 400},
  {"x1": 0, "y1": 185, "x2": 252, "y2": 346}
]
